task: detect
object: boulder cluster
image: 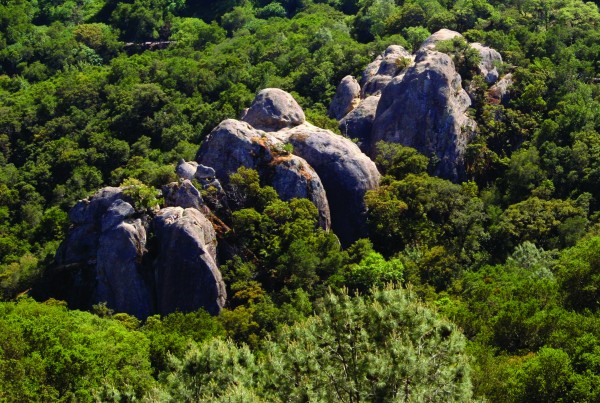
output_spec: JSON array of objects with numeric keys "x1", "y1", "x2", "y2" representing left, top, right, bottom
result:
[
  {"x1": 51, "y1": 88, "x2": 380, "y2": 318},
  {"x1": 331, "y1": 29, "x2": 511, "y2": 181},
  {"x1": 51, "y1": 184, "x2": 226, "y2": 319},
  {"x1": 196, "y1": 88, "x2": 381, "y2": 246},
  {"x1": 50, "y1": 29, "x2": 510, "y2": 318}
]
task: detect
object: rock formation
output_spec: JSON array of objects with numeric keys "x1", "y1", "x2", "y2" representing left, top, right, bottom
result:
[
  {"x1": 328, "y1": 75, "x2": 361, "y2": 120},
  {"x1": 197, "y1": 88, "x2": 380, "y2": 246},
  {"x1": 163, "y1": 179, "x2": 204, "y2": 210},
  {"x1": 419, "y1": 28, "x2": 463, "y2": 51},
  {"x1": 361, "y1": 45, "x2": 412, "y2": 97},
  {"x1": 275, "y1": 123, "x2": 381, "y2": 245},
  {"x1": 372, "y1": 50, "x2": 476, "y2": 181},
  {"x1": 335, "y1": 45, "x2": 413, "y2": 151},
  {"x1": 329, "y1": 29, "x2": 509, "y2": 182},
  {"x1": 339, "y1": 95, "x2": 380, "y2": 151},
  {"x1": 488, "y1": 73, "x2": 513, "y2": 105},
  {"x1": 470, "y1": 42, "x2": 503, "y2": 84},
  {"x1": 96, "y1": 202, "x2": 152, "y2": 318},
  {"x1": 52, "y1": 180, "x2": 226, "y2": 319},
  {"x1": 195, "y1": 119, "x2": 331, "y2": 231},
  {"x1": 153, "y1": 207, "x2": 225, "y2": 316},
  {"x1": 241, "y1": 88, "x2": 305, "y2": 131}
]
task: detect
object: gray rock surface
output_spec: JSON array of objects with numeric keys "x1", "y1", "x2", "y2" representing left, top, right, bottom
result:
[
  {"x1": 242, "y1": 88, "x2": 305, "y2": 131},
  {"x1": 328, "y1": 75, "x2": 361, "y2": 120},
  {"x1": 488, "y1": 73, "x2": 513, "y2": 105},
  {"x1": 274, "y1": 123, "x2": 381, "y2": 245},
  {"x1": 371, "y1": 50, "x2": 476, "y2": 181},
  {"x1": 153, "y1": 207, "x2": 225, "y2": 316},
  {"x1": 197, "y1": 88, "x2": 381, "y2": 244},
  {"x1": 339, "y1": 95, "x2": 380, "y2": 152},
  {"x1": 419, "y1": 29, "x2": 463, "y2": 50},
  {"x1": 54, "y1": 184, "x2": 226, "y2": 319},
  {"x1": 101, "y1": 199, "x2": 135, "y2": 232},
  {"x1": 56, "y1": 189, "x2": 155, "y2": 318},
  {"x1": 196, "y1": 119, "x2": 275, "y2": 181},
  {"x1": 270, "y1": 156, "x2": 331, "y2": 230},
  {"x1": 176, "y1": 159, "x2": 198, "y2": 181},
  {"x1": 96, "y1": 218, "x2": 153, "y2": 319},
  {"x1": 327, "y1": 29, "x2": 507, "y2": 183},
  {"x1": 361, "y1": 45, "x2": 412, "y2": 97},
  {"x1": 163, "y1": 179, "x2": 204, "y2": 210},
  {"x1": 196, "y1": 119, "x2": 332, "y2": 230},
  {"x1": 176, "y1": 159, "x2": 217, "y2": 181},
  {"x1": 196, "y1": 164, "x2": 216, "y2": 179},
  {"x1": 68, "y1": 187, "x2": 124, "y2": 226},
  {"x1": 470, "y1": 42, "x2": 502, "y2": 84}
]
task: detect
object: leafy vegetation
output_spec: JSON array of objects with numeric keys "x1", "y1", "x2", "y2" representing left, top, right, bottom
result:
[{"x1": 1, "y1": 0, "x2": 600, "y2": 401}]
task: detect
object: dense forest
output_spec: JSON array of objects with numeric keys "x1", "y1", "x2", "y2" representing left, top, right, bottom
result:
[{"x1": 1, "y1": 0, "x2": 600, "y2": 401}]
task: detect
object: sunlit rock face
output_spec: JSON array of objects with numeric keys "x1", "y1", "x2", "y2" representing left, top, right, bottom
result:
[{"x1": 197, "y1": 89, "x2": 381, "y2": 246}]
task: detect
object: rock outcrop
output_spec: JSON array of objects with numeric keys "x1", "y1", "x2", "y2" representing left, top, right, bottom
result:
[
  {"x1": 275, "y1": 123, "x2": 381, "y2": 245},
  {"x1": 361, "y1": 45, "x2": 412, "y2": 97},
  {"x1": 372, "y1": 50, "x2": 476, "y2": 181},
  {"x1": 195, "y1": 119, "x2": 331, "y2": 230},
  {"x1": 163, "y1": 179, "x2": 204, "y2": 210},
  {"x1": 52, "y1": 181, "x2": 226, "y2": 319},
  {"x1": 329, "y1": 29, "x2": 509, "y2": 182},
  {"x1": 328, "y1": 75, "x2": 361, "y2": 120},
  {"x1": 176, "y1": 159, "x2": 217, "y2": 181},
  {"x1": 339, "y1": 95, "x2": 380, "y2": 152},
  {"x1": 197, "y1": 89, "x2": 380, "y2": 245},
  {"x1": 153, "y1": 207, "x2": 225, "y2": 316},
  {"x1": 96, "y1": 204, "x2": 152, "y2": 319},
  {"x1": 470, "y1": 42, "x2": 502, "y2": 84},
  {"x1": 241, "y1": 88, "x2": 305, "y2": 131},
  {"x1": 419, "y1": 29, "x2": 463, "y2": 51},
  {"x1": 488, "y1": 73, "x2": 513, "y2": 105}
]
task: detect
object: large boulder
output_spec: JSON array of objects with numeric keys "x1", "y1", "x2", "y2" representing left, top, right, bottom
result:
[
  {"x1": 339, "y1": 95, "x2": 380, "y2": 152},
  {"x1": 470, "y1": 42, "x2": 503, "y2": 84},
  {"x1": 176, "y1": 159, "x2": 217, "y2": 181},
  {"x1": 242, "y1": 88, "x2": 305, "y2": 131},
  {"x1": 196, "y1": 119, "x2": 331, "y2": 230},
  {"x1": 163, "y1": 179, "x2": 204, "y2": 210},
  {"x1": 419, "y1": 29, "x2": 463, "y2": 51},
  {"x1": 371, "y1": 50, "x2": 476, "y2": 181},
  {"x1": 198, "y1": 89, "x2": 380, "y2": 245},
  {"x1": 329, "y1": 29, "x2": 509, "y2": 183},
  {"x1": 54, "y1": 188, "x2": 154, "y2": 317},
  {"x1": 488, "y1": 73, "x2": 513, "y2": 105},
  {"x1": 328, "y1": 75, "x2": 361, "y2": 120},
  {"x1": 96, "y1": 209, "x2": 153, "y2": 319},
  {"x1": 153, "y1": 207, "x2": 225, "y2": 316},
  {"x1": 52, "y1": 184, "x2": 226, "y2": 319},
  {"x1": 361, "y1": 45, "x2": 412, "y2": 97},
  {"x1": 274, "y1": 123, "x2": 381, "y2": 245}
]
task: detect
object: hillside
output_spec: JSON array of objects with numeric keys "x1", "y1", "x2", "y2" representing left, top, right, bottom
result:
[{"x1": 1, "y1": 0, "x2": 600, "y2": 401}]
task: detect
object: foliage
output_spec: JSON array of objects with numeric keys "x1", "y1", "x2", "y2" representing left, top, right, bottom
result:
[
  {"x1": 1, "y1": 0, "x2": 600, "y2": 401},
  {"x1": 120, "y1": 177, "x2": 162, "y2": 210},
  {"x1": 262, "y1": 286, "x2": 473, "y2": 401},
  {"x1": 0, "y1": 297, "x2": 156, "y2": 400},
  {"x1": 161, "y1": 287, "x2": 473, "y2": 401}
]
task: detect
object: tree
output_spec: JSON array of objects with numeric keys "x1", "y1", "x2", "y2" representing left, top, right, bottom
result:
[
  {"x1": 374, "y1": 141, "x2": 428, "y2": 180},
  {"x1": 0, "y1": 297, "x2": 156, "y2": 400},
  {"x1": 557, "y1": 236, "x2": 600, "y2": 312},
  {"x1": 165, "y1": 338, "x2": 260, "y2": 401},
  {"x1": 262, "y1": 286, "x2": 473, "y2": 402},
  {"x1": 493, "y1": 196, "x2": 588, "y2": 252}
]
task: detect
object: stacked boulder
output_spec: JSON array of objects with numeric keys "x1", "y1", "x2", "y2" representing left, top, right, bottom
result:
[
  {"x1": 51, "y1": 88, "x2": 381, "y2": 317},
  {"x1": 52, "y1": 180, "x2": 226, "y2": 319},
  {"x1": 332, "y1": 29, "x2": 509, "y2": 182},
  {"x1": 196, "y1": 88, "x2": 381, "y2": 246}
]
